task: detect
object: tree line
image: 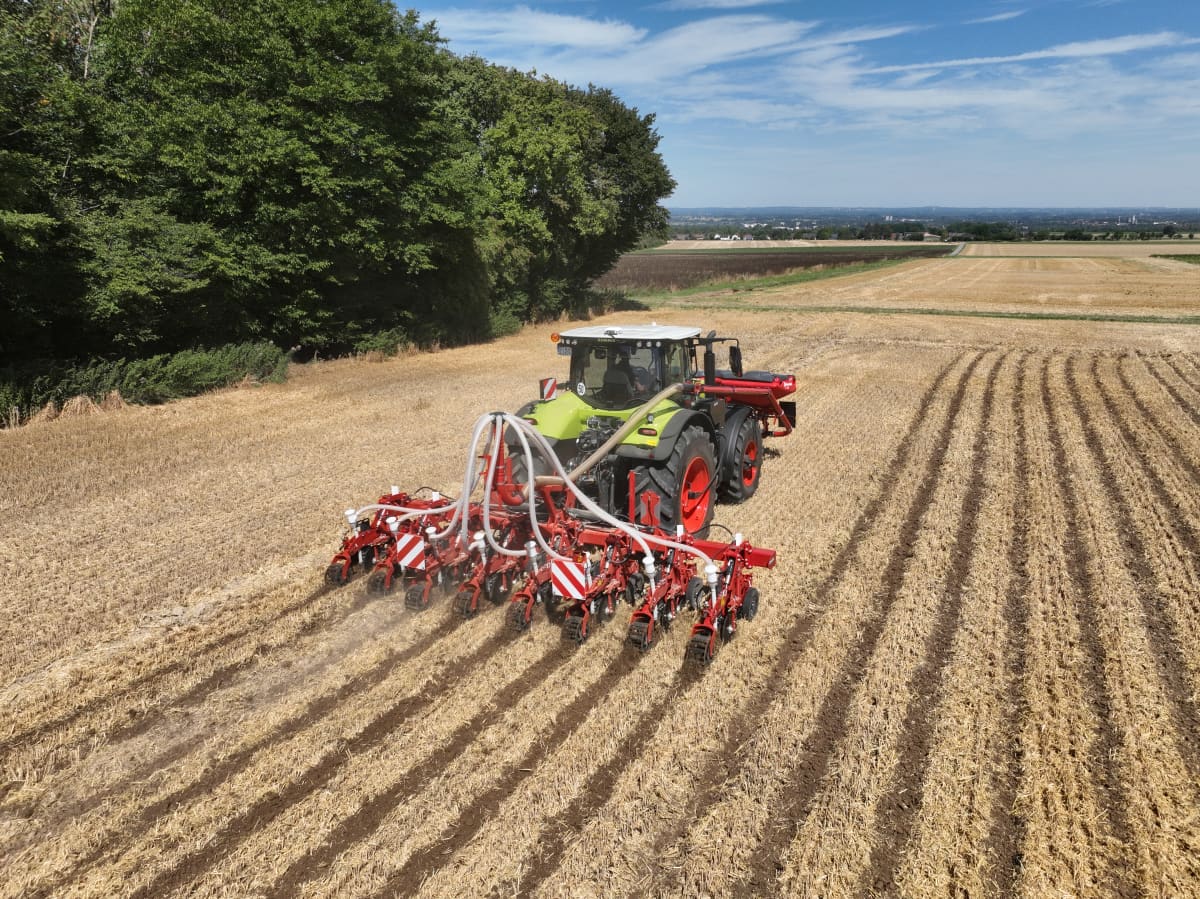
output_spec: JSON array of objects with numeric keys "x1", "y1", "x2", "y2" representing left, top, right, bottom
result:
[{"x1": 0, "y1": 0, "x2": 674, "y2": 372}]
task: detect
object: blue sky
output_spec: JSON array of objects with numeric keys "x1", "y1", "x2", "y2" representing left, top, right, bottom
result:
[{"x1": 416, "y1": 1, "x2": 1200, "y2": 207}]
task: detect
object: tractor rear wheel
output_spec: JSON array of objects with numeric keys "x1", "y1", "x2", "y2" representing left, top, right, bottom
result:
[
  {"x1": 630, "y1": 424, "x2": 716, "y2": 537},
  {"x1": 721, "y1": 417, "x2": 763, "y2": 502}
]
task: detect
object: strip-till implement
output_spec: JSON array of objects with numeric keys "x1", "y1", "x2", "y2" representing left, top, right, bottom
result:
[{"x1": 327, "y1": 410, "x2": 777, "y2": 669}]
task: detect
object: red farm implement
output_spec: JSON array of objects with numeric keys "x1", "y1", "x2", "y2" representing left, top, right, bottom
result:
[{"x1": 325, "y1": 325, "x2": 793, "y2": 669}]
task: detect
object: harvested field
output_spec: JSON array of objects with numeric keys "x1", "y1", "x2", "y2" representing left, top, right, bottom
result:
[
  {"x1": 652, "y1": 252, "x2": 1200, "y2": 323},
  {"x1": 961, "y1": 240, "x2": 1200, "y2": 258},
  {"x1": 593, "y1": 246, "x2": 951, "y2": 293},
  {"x1": 1, "y1": 243, "x2": 1197, "y2": 897}
]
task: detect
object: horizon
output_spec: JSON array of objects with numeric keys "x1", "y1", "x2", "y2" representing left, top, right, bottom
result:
[{"x1": 419, "y1": 1, "x2": 1200, "y2": 208}]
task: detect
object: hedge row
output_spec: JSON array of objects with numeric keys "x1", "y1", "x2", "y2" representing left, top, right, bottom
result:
[{"x1": 1, "y1": 342, "x2": 288, "y2": 427}]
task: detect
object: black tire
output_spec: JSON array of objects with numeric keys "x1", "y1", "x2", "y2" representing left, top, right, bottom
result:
[
  {"x1": 452, "y1": 588, "x2": 477, "y2": 618},
  {"x1": 721, "y1": 417, "x2": 763, "y2": 502},
  {"x1": 404, "y1": 583, "x2": 427, "y2": 611},
  {"x1": 325, "y1": 563, "x2": 349, "y2": 588},
  {"x1": 484, "y1": 572, "x2": 508, "y2": 603},
  {"x1": 629, "y1": 424, "x2": 716, "y2": 537},
  {"x1": 563, "y1": 614, "x2": 588, "y2": 645},
  {"x1": 366, "y1": 569, "x2": 391, "y2": 595},
  {"x1": 684, "y1": 632, "x2": 715, "y2": 667},
  {"x1": 506, "y1": 601, "x2": 531, "y2": 632},
  {"x1": 741, "y1": 586, "x2": 760, "y2": 621},
  {"x1": 685, "y1": 576, "x2": 704, "y2": 612},
  {"x1": 627, "y1": 619, "x2": 653, "y2": 652}
]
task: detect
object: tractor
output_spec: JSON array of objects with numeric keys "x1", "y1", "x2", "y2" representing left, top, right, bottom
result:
[
  {"x1": 323, "y1": 323, "x2": 794, "y2": 666},
  {"x1": 508, "y1": 325, "x2": 796, "y2": 537}
]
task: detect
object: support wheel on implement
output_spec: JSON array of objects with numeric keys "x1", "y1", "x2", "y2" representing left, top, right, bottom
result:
[
  {"x1": 325, "y1": 563, "x2": 349, "y2": 588},
  {"x1": 627, "y1": 619, "x2": 652, "y2": 653},
  {"x1": 741, "y1": 586, "x2": 760, "y2": 622},
  {"x1": 563, "y1": 614, "x2": 588, "y2": 645},
  {"x1": 485, "y1": 573, "x2": 509, "y2": 604},
  {"x1": 367, "y1": 569, "x2": 391, "y2": 595},
  {"x1": 404, "y1": 583, "x2": 428, "y2": 612},
  {"x1": 684, "y1": 632, "x2": 715, "y2": 668},
  {"x1": 506, "y1": 600, "x2": 532, "y2": 632},
  {"x1": 452, "y1": 588, "x2": 477, "y2": 619}
]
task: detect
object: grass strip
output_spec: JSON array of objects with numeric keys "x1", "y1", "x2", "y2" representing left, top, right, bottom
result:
[
  {"x1": 1151, "y1": 254, "x2": 1200, "y2": 265},
  {"x1": 634, "y1": 245, "x2": 952, "y2": 257},
  {"x1": 625, "y1": 259, "x2": 911, "y2": 300},
  {"x1": 646, "y1": 298, "x2": 1200, "y2": 326}
]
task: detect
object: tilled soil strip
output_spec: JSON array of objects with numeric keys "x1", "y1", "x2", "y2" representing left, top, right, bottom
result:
[
  {"x1": 1114, "y1": 356, "x2": 1200, "y2": 480},
  {"x1": 739, "y1": 355, "x2": 984, "y2": 892},
  {"x1": 1038, "y1": 357, "x2": 1141, "y2": 898},
  {"x1": 12, "y1": 603, "x2": 507, "y2": 898},
  {"x1": 1140, "y1": 354, "x2": 1200, "y2": 427},
  {"x1": 860, "y1": 352, "x2": 1005, "y2": 894},
  {"x1": 1051, "y1": 355, "x2": 1200, "y2": 892},
  {"x1": 631, "y1": 353, "x2": 966, "y2": 898},
  {"x1": 1012, "y1": 353, "x2": 1127, "y2": 897},
  {"x1": 984, "y1": 351, "x2": 1031, "y2": 896},
  {"x1": 1065, "y1": 358, "x2": 1200, "y2": 778},
  {"x1": 0, "y1": 580, "x2": 335, "y2": 770}
]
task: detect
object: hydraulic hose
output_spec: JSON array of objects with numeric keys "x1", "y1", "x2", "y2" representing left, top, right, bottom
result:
[{"x1": 503, "y1": 413, "x2": 715, "y2": 569}]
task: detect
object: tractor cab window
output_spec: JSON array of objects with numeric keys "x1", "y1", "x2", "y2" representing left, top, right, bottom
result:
[
  {"x1": 663, "y1": 344, "x2": 691, "y2": 383},
  {"x1": 570, "y1": 343, "x2": 660, "y2": 409}
]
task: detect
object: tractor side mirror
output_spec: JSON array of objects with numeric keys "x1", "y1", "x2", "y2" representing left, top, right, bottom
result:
[{"x1": 729, "y1": 345, "x2": 744, "y2": 377}]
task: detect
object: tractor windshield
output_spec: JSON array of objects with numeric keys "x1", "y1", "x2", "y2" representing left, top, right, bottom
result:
[{"x1": 570, "y1": 342, "x2": 662, "y2": 409}]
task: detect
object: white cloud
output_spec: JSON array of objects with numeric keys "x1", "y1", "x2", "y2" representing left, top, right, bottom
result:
[
  {"x1": 425, "y1": 3, "x2": 1200, "y2": 193},
  {"x1": 655, "y1": 0, "x2": 782, "y2": 9},
  {"x1": 425, "y1": 6, "x2": 644, "y2": 50},
  {"x1": 870, "y1": 31, "x2": 1198, "y2": 74},
  {"x1": 966, "y1": 10, "x2": 1026, "y2": 25}
]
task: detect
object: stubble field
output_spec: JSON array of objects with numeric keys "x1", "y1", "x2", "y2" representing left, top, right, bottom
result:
[{"x1": 1, "y1": 246, "x2": 1197, "y2": 897}]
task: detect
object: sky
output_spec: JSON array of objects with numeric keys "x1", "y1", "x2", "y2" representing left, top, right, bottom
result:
[{"x1": 415, "y1": 0, "x2": 1200, "y2": 208}]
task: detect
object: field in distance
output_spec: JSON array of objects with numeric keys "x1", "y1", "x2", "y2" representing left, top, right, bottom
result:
[{"x1": 0, "y1": 243, "x2": 1197, "y2": 897}]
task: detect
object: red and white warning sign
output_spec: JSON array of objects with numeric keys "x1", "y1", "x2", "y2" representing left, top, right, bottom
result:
[
  {"x1": 550, "y1": 559, "x2": 587, "y2": 599},
  {"x1": 539, "y1": 377, "x2": 558, "y2": 400},
  {"x1": 393, "y1": 533, "x2": 427, "y2": 570}
]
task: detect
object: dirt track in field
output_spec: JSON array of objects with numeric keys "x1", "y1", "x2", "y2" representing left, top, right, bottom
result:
[{"x1": 1, "y1": 243, "x2": 1198, "y2": 897}]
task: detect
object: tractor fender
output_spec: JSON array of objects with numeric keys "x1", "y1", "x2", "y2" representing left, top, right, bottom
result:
[
  {"x1": 615, "y1": 409, "x2": 717, "y2": 463},
  {"x1": 717, "y1": 404, "x2": 755, "y2": 481}
]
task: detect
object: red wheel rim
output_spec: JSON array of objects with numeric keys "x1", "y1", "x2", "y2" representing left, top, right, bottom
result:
[
  {"x1": 680, "y1": 456, "x2": 713, "y2": 532},
  {"x1": 741, "y1": 439, "x2": 759, "y2": 487}
]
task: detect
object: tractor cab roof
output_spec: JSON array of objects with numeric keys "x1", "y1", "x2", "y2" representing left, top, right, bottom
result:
[{"x1": 558, "y1": 324, "x2": 701, "y2": 344}]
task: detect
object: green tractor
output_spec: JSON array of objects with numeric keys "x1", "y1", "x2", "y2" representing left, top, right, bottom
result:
[{"x1": 509, "y1": 325, "x2": 796, "y2": 537}]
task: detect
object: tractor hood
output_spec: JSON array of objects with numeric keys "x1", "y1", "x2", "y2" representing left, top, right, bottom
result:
[{"x1": 520, "y1": 390, "x2": 687, "y2": 451}]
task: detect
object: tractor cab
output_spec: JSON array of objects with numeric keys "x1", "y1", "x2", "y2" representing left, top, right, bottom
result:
[{"x1": 558, "y1": 325, "x2": 699, "y2": 411}]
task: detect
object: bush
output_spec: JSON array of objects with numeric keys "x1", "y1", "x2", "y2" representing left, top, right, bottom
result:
[
  {"x1": 0, "y1": 341, "x2": 288, "y2": 427},
  {"x1": 353, "y1": 328, "x2": 411, "y2": 357}
]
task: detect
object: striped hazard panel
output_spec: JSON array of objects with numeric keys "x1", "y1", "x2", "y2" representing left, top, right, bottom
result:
[
  {"x1": 393, "y1": 533, "x2": 427, "y2": 570},
  {"x1": 550, "y1": 559, "x2": 587, "y2": 599}
]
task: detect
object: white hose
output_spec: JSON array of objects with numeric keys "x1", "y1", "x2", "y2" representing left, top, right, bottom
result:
[
  {"x1": 500, "y1": 413, "x2": 715, "y2": 568},
  {"x1": 350, "y1": 409, "x2": 717, "y2": 576}
]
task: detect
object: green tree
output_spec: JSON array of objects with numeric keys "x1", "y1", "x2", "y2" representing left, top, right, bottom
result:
[{"x1": 82, "y1": 0, "x2": 484, "y2": 352}]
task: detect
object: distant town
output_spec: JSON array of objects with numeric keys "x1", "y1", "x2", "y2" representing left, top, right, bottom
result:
[{"x1": 666, "y1": 207, "x2": 1200, "y2": 242}]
